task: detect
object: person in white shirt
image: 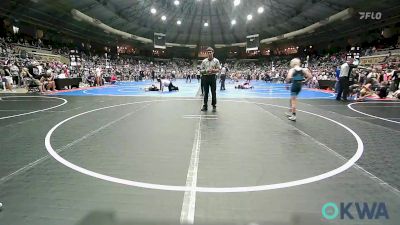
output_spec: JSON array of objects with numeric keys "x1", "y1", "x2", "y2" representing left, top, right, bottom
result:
[
  {"x1": 220, "y1": 64, "x2": 228, "y2": 90},
  {"x1": 10, "y1": 63, "x2": 20, "y2": 86},
  {"x1": 200, "y1": 47, "x2": 221, "y2": 112},
  {"x1": 95, "y1": 66, "x2": 102, "y2": 86},
  {"x1": 336, "y1": 58, "x2": 357, "y2": 101},
  {"x1": 196, "y1": 69, "x2": 201, "y2": 83},
  {"x1": 157, "y1": 78, "x2": 179, "y2": 92}
]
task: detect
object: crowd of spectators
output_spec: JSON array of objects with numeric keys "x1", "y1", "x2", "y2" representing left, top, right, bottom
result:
[
  {"x1": 227, "y1": 49, "x2": 400, "y2": 99},
  {"x1": 1, "y1": 31, "x2": 399, "y2": 99}
]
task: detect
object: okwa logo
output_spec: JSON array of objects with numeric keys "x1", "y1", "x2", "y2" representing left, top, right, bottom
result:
[{"x1": 321, "y1": 202, "x2": 389, "y2": 220}]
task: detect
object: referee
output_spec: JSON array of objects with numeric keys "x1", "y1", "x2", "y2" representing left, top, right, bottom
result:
[
  {"x1": 336, "y1": 58, "x2": 357, "y2": 101},
  {"x1": 200, "y1": 47, "x2": 221, "y2": 112}
]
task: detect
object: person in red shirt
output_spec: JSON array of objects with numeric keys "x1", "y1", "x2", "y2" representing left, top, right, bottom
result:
[
  {"x1": 63, "y1": 65, "x2": 69, "y2": 78},
  {"x1": 110, "y1": 73, "x2": 117, "y2": 84}
]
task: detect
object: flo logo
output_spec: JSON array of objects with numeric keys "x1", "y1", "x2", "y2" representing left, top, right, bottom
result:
[
  {"x1": 359, "y1": 12, "x2": 382, "y2": 20},
  {"x1": 321, "y1": 202, "x2": 389, "y2": 220}
]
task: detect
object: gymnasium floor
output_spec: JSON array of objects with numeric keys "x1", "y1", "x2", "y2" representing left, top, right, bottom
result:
[{"x1": 0, "y1": 80, "x2": 399, "y2": 225}]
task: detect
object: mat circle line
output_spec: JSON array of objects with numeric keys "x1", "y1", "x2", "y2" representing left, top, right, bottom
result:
[
  {"x1": 45, "y1": 99, "x2": 363, "y2": 193},
  {"x1": 0, "y1": 96, "x2": 68, "y2": 120},
  {"x1": 347, "y1": 102, "x2": 400, "y2": 124}
]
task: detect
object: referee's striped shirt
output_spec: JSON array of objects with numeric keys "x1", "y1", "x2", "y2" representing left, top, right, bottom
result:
[{"x1": 200, "y1": 58, "x2": 221, "y2": 75}]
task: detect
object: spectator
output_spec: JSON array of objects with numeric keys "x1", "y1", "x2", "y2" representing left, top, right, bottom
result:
[
  {"x1": 391, "y1": 67, "x2": 399, "y2": 91},
  {"x1": 40, "y1": 70, "x2": 56, "y2": 92},
  {"x1": 358, "y1": 79, "x2": 375, "y2": 101},
  {"x1": 110, "y1": 73, "x2": 117, "y2": 84},
  {"x1": 0, "y1": 66, "x2": 13, "y2": 92}
]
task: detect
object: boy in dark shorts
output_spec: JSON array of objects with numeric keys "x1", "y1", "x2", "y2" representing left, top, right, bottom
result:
[{"x1": 285, "y1": 58, "x2": 312, "y2": 121}]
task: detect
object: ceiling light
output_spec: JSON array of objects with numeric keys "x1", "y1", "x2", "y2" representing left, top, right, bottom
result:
[
  {"x1": 257, "y1": 7, "x2": 264, "y2": 14},
  {"x1": 247, "y1": 14, "x2": 252, "y2": 21},
  {"x1": 174, "y1": 0, "x2": 180, "y2": 6},
  {"x1": 161, "y1": 15, "x2": 166, "y2": 21},
  {"x1": 204, "y1": 22, "x2": 209, "y2": 27},
  {"x1": 234, "y1": 0, "x2": 240, "y2": 6},
  {"x1": 151, "y1": 8, "x2": 156, "y2": 14},
  {"x1": 231, "y1": 19, "x2": 236, "y2": 25},
  {"x1": 177, "y1": 20, "x2": 182, "y2": 25}
]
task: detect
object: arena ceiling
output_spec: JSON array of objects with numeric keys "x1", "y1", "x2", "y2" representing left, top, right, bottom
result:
[{"x1": 1, "y1": 0, "x2": 400, "y2": 47}]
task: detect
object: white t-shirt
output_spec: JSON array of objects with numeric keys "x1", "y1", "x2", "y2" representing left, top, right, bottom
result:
[
  {"x1": 96, "y1": 68, "x2": 102, "y2": 77},
  {"x1": 161, "y1": 79, "x2": 171, "y2": 87},
  {"x1": 10, "y1": 65, "x2": 19, "y2": 76},
  {"x1": 220, "y1": 67, "x2": 227, "y2": 75},
  {"x1": 37, "y1": 65, "x2": 43, "y2": 75},
  {"x1": 367, "y1": 72, "x2": 377, "y2": 79},
  {"x1": 339, "y1": 63, "x2": 351, "y2": 77},
  {"x1": 200, "y1": 57, "x2": 221, "y2": 75}
]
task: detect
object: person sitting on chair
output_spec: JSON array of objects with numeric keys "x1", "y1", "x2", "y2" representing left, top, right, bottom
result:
[
  {"x1": 22, "y1": 67, "x2": 44, "y2": 93},
  {"x1": 0, "y1": 67, "x2": 13, "y2": 92},
  {"x1": 376, "y1": 81, "x2": 389, "y2": 99},
  {"x1": 40, "y1": 70, "x2": 56, "y2": 92},
  {"x1": 86, "y1": 73, "x2": 95, "y2": 87},
  {"x1": 110, "y1": 74, "x2": 117, "y2": 84}
]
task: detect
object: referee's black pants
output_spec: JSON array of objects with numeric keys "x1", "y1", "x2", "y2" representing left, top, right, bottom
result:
[
  {"x1": 203, "y1": 75, "x2": 217, "y2": 107},
  {"x1": 200, "y1": 76, "x2": 204, "y2": 94},
  {"x1": 220, "y1": 75, "x2": 226, "y2": 90},
  {"x1": 394, "y1": 79, "x2": 399, "y2": 91},
  {"x1": 336, "y1": 77, "x2": 349, "y2": 100}
]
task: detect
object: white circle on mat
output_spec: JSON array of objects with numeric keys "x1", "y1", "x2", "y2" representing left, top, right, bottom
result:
[
  {"x1": 0, "y1": 96, "x2": 68, "y2": 120},
  {"x1": 347, "y1": 101, "x2": 400, "y2": 124},
  {"x1": 45, "y1": 99, "x2": 363, "y2": 193}
]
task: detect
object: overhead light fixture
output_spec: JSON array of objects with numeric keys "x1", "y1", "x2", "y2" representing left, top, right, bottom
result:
[
  {"x1": 231, "y1": 19, "x2": 236, "y2": 25},
  {"x1": 161, "y1": 15, "x2": 166, "y2": 21},
  {"x1": 174, "y1": 0, "x2": 180, "y2": 6},
  {"x1": 177, "y1": 20, "x2": 182, "y2": 25},
  {"x1": 204, "y1": 22, "x2": 209, "y2": 27},
  {"x1": 151, "y1": 8, "x2": 156, "y2": 14},
  {"x1": 247, "y1": 14, "x2": 252, "y2": 21},
  {"x1": 234, "y1": 0, "x2": 240, "y2": 6},
  {"x1": 257, "y1": 7, "x2": 264, "y2": 14}
]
